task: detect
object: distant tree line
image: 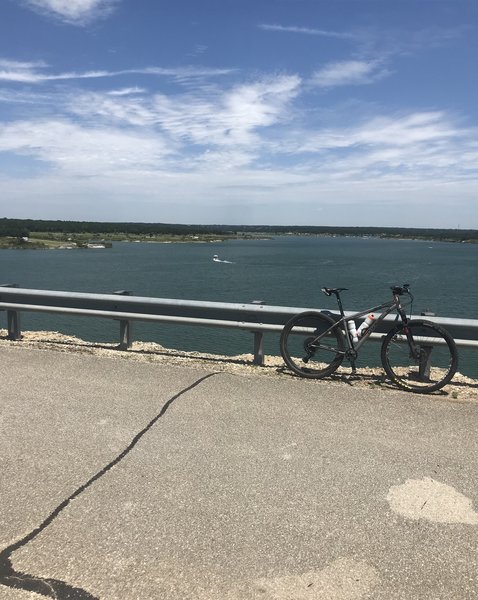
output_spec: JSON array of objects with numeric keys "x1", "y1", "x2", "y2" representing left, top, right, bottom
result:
[
  {"x1": 0, "y1": 218, "x2": 226, "y2": 237},
  {"x1": 0, "y1": 217, "x2": 477, "y2": 241}
]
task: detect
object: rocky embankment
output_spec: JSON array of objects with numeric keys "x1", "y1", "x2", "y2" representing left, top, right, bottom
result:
[{"x1": 1, "y1": 330, "x2": 477, "y2": 402}]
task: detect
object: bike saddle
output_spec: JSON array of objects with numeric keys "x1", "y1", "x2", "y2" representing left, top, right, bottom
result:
[{"x1": 321, "y1": 287, "x2": 348, "y2": 296}]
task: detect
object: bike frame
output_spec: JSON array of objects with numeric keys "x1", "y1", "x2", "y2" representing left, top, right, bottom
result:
[{"x1": 320, "y1": 292, "x2": 410, "y2": 355}]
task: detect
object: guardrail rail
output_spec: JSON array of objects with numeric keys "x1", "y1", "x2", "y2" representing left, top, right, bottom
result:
[{"x1": 1, "y1": 285, "x2": 478, "y2": 366}]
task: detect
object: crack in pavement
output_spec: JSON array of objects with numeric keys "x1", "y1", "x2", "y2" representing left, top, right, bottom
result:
[{"x1": 0, "y1": 371, "x2": 218, "y2": 599}]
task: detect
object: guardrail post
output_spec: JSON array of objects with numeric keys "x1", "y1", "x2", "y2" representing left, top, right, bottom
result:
[
  {"x1": 119, "y1": 320, "x2": 132, "y2": 351},
  {"x1": 7, "y1": 310, "x2": 21, "y2": 340},
  {"x1": 418, "y1": 345, "x2": 433, "y2": 380},
  {"x1": 253, "y1": 331, "x2": 265, "y2": 366},
  {"x1": 0, "y1": 285, "x2": 21, "y2": 340},
  {"x1": 114, "y1": 290, "x2": 132, "y2": 350},
  {"x1": 251, "y1": 300, "x2": 266, "y2": 366}
]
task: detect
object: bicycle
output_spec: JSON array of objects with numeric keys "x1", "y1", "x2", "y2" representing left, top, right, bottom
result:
[{"x1": 280, "y1": 284, "x2": 458, "y2": 393}]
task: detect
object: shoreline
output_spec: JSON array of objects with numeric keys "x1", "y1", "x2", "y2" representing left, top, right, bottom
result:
[
  {"x1": 2, "y1": 232, "x2": 477, "y2": 250},
  {"x1": 0, "y1": 234, "x2": 272, "y2": 250}
]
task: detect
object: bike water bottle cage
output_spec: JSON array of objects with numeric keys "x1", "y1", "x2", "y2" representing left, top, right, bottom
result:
[
  {"x1": 391, "y1": 284, "x2": 410, "y2": 296},
  {"x1": 321, "y1": 287, "x2": 348, "y2": 297}
]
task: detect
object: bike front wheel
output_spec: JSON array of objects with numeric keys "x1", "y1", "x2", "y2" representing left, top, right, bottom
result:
[
  {"x1": 381, "y1": 320, "x2": 458, "y2": 393},
  {"x1": 280, "y1": 311, "x2": 346, "y2": 379}
]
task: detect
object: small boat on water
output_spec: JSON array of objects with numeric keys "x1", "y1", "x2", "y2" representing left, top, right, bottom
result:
[{"x1": 212, "y1": 254, "x2": 233, "y2": 264}]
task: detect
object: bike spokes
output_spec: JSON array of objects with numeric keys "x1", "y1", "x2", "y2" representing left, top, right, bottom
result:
[
  {"x1": 381, "y1": 321, "x2": 458, "y2": 392},
  {"x1": 280, "y1": 312, "x2": 345, "y2": 379}
]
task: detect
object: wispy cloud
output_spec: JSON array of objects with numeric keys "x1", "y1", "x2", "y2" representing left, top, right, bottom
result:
[
  {"x1": 0, "y1": 59, "x2": 235, "y2": 83},
  {"x1": 287, "y1": 111, "x2": 478, "y2": 182},
  {"x1": 0, "y1": 59, "x2": 48, "y2": 82},
  {"x1": 0, "y1": 74, "x2": 302, "y2": 177},
  {"x1": 22, "y1": 0, "x2": 119, "y2": 25},
  {"x1": 188, "y1": 45, "x2": 208, "y2": 58},
  {"x1": 1, "y1": 50, "x2": 477, "y2": 225},
  {"x1": 3, "y1": 75, "x2": 475, "y2": 187},
  {"x1": 311, "y1": 59, "x2": 389, "y2": 88},
  {"x1": 67, "y1": 74, "x2": 302, "y2": 150},
  {"x1": 259, "y1": 22, "x2": 466, "y2": 68},
  {"x1": 107, "y1": 87, "x2": 146, "y2": 96},
  {"x1": 0, "y1": 119, "x2": 174, "y2": 174},
  {"x1": 69, "y1": 93, "x2": 157, "y2": 127},
  {"x1": 152, "y1": 75, "x2": 301, "y2": 147},
  {"x1": 258, "y1": 23, "x2": 356, "y2": 40}
]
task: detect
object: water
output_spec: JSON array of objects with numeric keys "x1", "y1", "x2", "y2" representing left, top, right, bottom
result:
[{"x1": 1, "y1": 236, "x2": 477, "y2": 375}]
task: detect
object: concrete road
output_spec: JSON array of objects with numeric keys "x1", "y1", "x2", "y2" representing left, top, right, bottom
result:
[{"x1": 1, "y1": 345, "x2": 477, "y2": 599}]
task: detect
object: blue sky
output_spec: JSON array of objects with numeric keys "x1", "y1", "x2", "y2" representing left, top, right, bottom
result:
[{"x1": 0, "y1": 0, "x2": 477, "y2": 227}]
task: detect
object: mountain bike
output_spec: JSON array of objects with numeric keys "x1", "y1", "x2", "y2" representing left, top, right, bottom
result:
[{"x1": 280, "y1": 284, "x2": 458, "y2": 393}]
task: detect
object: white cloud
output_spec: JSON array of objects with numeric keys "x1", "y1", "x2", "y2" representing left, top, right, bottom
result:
[
  {"x1": 0, "y1": 59, "x2": 49, "y2": 83},
  {"x1": 69, "y1": 93, "x2": 157, "y2": 127},
  {"x1": 23, "y1": 0, "x2": 119, "y2": 25},
  {"x1": 353, "y1": 112, "x2": 459, "y2": 147},
  {"x1": 107, "y1": 87, "x2": 146, "y2": 96},
  {"x1": 0, "y1": 51, "x2": 477, "y2": 226},
  {"x1": 284, "y1": 111, "x2": 478, "y2": 187},
  {"x1": 188, "y1": 45, "x2": 208, "y2": 58},
  {"x1": 259, "y1": 22, "x2": 465, "y2": 58},
  {"x1": 0, "y1": 60, "x2": 234, "y2": 84},
  {"x1": 0, "y1": 120, "x2": 175, "y2": 175},
  {"x1": 156, "y1": 76, "x2": 301, "y2": 147},
  {"x1": 258, "y1": 23, "x2": 355, "y2": 40},
  {"x1": 311, "y1": 60, "x2": 388, "y2": 88},
  {"x1": 296, "y1": 112, "x2": 460, "y2": 152},
  {"x1": 0, "y1": 59, "x2": 47, "y2": 70},
  {"x1": 2, "y1": 79, "x2": 476, "y2": 183},
  {"x1": 67, "y1": 75, "x2": 301, "y2": 150},
  {"x1": 2, "y1": 101, "x2": 475, "y2": 195},
  {"x1": 0, "y1": 75, "x2": 301, "y2": 178}
]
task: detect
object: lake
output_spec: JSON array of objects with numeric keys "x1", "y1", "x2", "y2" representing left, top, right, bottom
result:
[{"x1": 1, "y1": 236, "x2": 477, "y2": 375}]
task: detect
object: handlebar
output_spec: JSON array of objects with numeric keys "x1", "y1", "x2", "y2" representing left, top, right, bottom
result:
[{"x1": 391, "y1": 283, "x2": 410, "y2": 296}]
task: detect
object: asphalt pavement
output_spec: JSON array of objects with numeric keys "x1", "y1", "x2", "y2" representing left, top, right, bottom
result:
[{"x1": 1, "y1": 345, "x2": 477, "y2": 599}]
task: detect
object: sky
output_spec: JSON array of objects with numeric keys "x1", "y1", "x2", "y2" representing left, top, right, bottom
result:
[{"x1": 0, "y1": 0, "x2": 477, "y2": 227}]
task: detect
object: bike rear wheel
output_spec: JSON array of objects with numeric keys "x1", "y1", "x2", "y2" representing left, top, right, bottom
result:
[
  {"x1": 381, "y1": 320, "x2": 458, "y2": 393},
  {"x1": 280, "y1": 311, "x2": 346, "y2": 379}
]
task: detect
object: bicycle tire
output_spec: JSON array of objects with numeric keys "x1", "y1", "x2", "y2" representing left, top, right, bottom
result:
[
  {"x1": 280, "y1": 311, "x2": 346, "y2": 379},
  {"x1": 380, "y1": 320, "x2": 458, "y2": 393}
]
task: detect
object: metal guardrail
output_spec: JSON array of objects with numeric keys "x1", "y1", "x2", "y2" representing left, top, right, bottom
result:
[{"x1": 1, "y1": 285, "x2": 478, "y2": 365}]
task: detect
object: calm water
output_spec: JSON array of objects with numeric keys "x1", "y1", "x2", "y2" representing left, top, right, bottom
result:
[{"x1": 1, "y1": 236, "x2": 477, "y2": 375}]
